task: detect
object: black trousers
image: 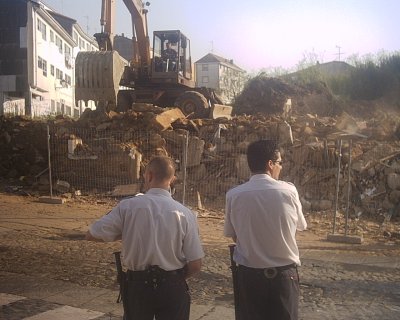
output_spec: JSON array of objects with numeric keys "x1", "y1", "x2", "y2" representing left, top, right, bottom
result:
[
  {"x1": 236, "y1": 264, "x2": 300, "y2": 320},
  {"x1": 123, "y1": 267, "x2": 190, "y2": 320}
]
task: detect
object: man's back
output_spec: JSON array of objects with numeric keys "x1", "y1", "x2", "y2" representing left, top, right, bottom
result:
[
  {"x1": 224, "y1": 174, "x2": 307, "y2": 268},
  {"x1": 119, "y1": 189, "x2": 201, "y2": 270}
]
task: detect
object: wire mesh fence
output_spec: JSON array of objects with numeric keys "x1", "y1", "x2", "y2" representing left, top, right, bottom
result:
[{"x1": 47, "y1": 124, "x2": 397, "y2": 229}]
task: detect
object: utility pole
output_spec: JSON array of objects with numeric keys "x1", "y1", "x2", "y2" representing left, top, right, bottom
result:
[
  {"x1": 84, "y1": 15, "x2": 90, "y2": 34},
  {"x1": 335, "y1": 45, "x2": 345, "y2": 61}
]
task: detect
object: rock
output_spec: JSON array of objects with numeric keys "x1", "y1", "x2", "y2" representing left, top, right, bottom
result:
[
  {"x1": 387, "y1": 173, "x2": 400, "y2": 190},
  {"x1": 311, "y1": 200, "x2": 332, "y2": 211},
  {"x1": 55, "y1": 180, "x2": 70, "y2": 193},
  {"x1": 151, "y1": 108, "x2": 186, "y2": 131},
  {"x1": 235, "y1": 154, "x2": 251, "y2": 180}
]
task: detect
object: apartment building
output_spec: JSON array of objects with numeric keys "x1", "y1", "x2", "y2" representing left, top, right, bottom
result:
[
  {"x1": 195, "y1": 53, "x2": 246, "y2": 104},
  {"x1": 0, "y1": 0, "x2": 97, "y2": 118}
]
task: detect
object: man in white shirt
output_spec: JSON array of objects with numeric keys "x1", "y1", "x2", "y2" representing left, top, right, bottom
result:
[
  {"x1": 224, "y1": 140, "x2": 307, "y2": 320},
  {"x1": 86, "y1": 156, "x2": 204, "y2": 320}
]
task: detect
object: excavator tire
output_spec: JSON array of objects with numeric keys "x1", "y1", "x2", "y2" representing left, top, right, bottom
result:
[{"x1": 174, "y1": 91, "x2": 210, "y2": 118}]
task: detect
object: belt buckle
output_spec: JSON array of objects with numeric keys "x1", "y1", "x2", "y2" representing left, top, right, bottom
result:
[{"x1": 264, "y1": 267, "x2": 278, "y2": 279}]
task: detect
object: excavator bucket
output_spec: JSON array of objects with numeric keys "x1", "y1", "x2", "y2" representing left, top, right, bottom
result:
[
  {"x1": 75, "y1": 51, "x2": 127, "y2": 107},
  {"x1": 210, "y1": 104, "x2": 233, "y2": 120}
]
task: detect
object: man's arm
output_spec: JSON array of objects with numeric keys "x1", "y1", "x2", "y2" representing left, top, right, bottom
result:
[
  {"x1": 184, "y1": 258, "x2": 202, "y2": 279},
  {"x1": 85, "y1": 230, "x2": 122, "y2": 242},
  {"x1": 85, "y1": 230, "x2": 104, "y2": 242}
]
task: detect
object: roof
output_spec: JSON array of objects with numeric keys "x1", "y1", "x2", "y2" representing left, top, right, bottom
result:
[{"x1": 195, "y1": 53, "x2": 245, "y2": 72}]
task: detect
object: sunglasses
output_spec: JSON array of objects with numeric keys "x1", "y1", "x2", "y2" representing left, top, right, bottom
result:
[{"x1": 273, "y1": 160, "x2": 283, "y2": 165}]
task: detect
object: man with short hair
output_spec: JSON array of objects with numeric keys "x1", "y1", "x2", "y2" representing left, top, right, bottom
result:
[
  {"x1": 224, "y1": 140, "x2": 307, "y2": 320},
  {"x1": 86, "y1": 156, "x2": 204, "y2": 320}
]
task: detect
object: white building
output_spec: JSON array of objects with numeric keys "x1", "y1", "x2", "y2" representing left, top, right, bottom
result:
[
  {"x1": 195, "y1": 53, "x2": 246, "y2": 105},
  {"x1": 0, "y1": 0, "x2": 98, "y2": 118}
]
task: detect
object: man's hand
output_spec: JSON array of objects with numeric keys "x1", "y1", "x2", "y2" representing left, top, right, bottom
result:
[
  {"x1": 184, "y1": 259, "x2": 202, "y2": 279},
  {"x1": 85, "y1": 230, "x2": 103, "y2": 242}
]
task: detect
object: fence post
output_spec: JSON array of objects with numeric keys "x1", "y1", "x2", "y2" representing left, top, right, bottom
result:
[
  {"x1": 47, "y1": 124, "x2": 53, "y2": 198},
  {"x1": 332, "y1": 139, "x2": 342, "y2": 234},
  {"x1": 345, "y1": 140, "x2": 352, "y2": 236},
  {"x1": 181, "y1": 130, "x2": 189, "y2": 205}
]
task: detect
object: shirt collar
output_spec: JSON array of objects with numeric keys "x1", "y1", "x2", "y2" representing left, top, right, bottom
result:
[
  {"x1": 250, "y1": 173, "x2": 275, "y2": 181},
  {"x1": 146, "y1": 188, "x2": 172, "y2": 197}
]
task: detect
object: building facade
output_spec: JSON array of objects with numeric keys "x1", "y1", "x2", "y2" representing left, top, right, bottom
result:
[
  {"x1": 0, "y1": 0, "x2": 98, "y2": 118},
  {"x1": 195, "y1": 53, "x2": 246, "y2": 104}
]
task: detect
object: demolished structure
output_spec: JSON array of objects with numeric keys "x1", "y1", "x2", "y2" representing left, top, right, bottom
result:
[{"x1": 0, "y1": 78, "x2": 399, "y2": 222}]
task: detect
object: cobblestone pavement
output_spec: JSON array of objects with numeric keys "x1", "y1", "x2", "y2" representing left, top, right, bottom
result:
[
  {"x1": 1, "y1": 193, "x2": 400, "y2": 319},
  {"x1": 1, "y1": 253, "x2": 400, "y2": 319}
]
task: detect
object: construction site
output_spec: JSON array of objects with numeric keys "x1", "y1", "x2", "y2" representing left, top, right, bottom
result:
[
  {"x1": 1, "y1": 72, "x2": 400, "y2": 318},
  {"x1": 1, "y1": 0, "x2": 400, "y2": 318}
]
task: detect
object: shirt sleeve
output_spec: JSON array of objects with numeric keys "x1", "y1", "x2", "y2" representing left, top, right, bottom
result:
[
  {"x1": 89, "y1": 204, "x2": 124, "y2": 242},
  {"x1": 182, "y1": 211, "x2": 204, "y2": 262},
  {"x1": 293, "y1": 187, "x2": 307, "y2": 231},
  {"x1": 223, "y1": 194, "x2": 236, "y2": 238}
]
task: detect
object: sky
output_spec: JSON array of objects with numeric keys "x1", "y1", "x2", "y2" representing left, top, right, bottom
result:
[{"x1": 42, "y1": 0, "x2": 400, "y2": 73}]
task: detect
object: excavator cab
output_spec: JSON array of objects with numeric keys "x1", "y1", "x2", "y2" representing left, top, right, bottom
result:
[{"x1": 151, "y1": 30, "x2": 194, "y2": 88}]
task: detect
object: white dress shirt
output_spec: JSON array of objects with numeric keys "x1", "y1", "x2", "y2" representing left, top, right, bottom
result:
[
  {"x1": 90, "y1": 188, "x2": 204, "y2": 271},
  {"x1": 224, "y1": 174, "x2": 307, "y2": 268}
]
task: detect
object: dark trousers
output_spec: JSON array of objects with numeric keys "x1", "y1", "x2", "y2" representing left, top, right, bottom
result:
[
  {"x1": 124, "y1": 267, "x2": 190, "y2": 320},
  {"x1": 237, "y1": 264, "x2": 300, "y2": 320}
]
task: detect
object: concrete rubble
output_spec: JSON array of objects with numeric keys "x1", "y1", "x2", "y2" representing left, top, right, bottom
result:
[{"x1": 1, "y1": 78, "x2": 400, "y2": 222}]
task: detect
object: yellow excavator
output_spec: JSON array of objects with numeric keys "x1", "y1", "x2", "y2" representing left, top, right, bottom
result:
[{"x1": 75, "y1": 0, "x2": 232, "y2": 119}]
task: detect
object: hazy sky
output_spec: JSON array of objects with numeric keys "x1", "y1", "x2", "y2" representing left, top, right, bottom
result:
[{"x1": 43, "y1": 0, "x2": 399, "y2": 72}]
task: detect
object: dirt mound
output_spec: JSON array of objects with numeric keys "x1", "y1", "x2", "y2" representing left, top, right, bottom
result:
[{"x1": 233, "y1": 76, "x2": 339, "y2": 117}]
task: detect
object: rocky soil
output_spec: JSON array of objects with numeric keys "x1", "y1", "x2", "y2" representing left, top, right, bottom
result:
[{"x1": 1, "y1": 192, "x2": 400, "y2": 319}]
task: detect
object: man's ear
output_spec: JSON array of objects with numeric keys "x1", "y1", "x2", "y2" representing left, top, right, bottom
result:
[
  {"x1": 170, "y1": 175, "x2": 177, "y2": 185},
  {"x1": 266, "y1": 160, "x2": 273, "y2": 171},
  {"x1": 146, "y1": 170, "x2": 154, "y2": 184}
]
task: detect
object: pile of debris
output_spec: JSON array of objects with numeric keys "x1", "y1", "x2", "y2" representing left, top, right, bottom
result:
[
  {"x1": 1, "y1": 75, "x2": 400, "y2": 219},
  {"x1": 233, "y1": 76, "x2": 340, "y2": 117}
]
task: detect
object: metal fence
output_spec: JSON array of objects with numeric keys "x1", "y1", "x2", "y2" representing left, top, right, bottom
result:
[{"x1": 47, "y1": 124, "x2": 396, "y2": 232}]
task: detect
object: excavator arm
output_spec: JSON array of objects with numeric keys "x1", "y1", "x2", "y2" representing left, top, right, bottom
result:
[
  {"x1": 95, "y1": 0, "x2": 116, "y2": 51},
  {"x1": 122, "y1": 0, "x2": 151, "y2": 71}
]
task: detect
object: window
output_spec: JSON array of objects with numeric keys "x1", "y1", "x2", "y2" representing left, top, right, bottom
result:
[
  {"x1": 50, "y1": 30, "x2": 54, "y2": 42},
  {"x1": 42, "y1": 59, "x2": 47, "y2": 76},
  {"x1": 56, "y1": 68, "x2": 63, "y2": 80},
  {"x1": 37, "y1": 56, "x2": 47, "y2": 76},
  {"x1": 202, "y1": 76, "x2": 209, "y2": 83},
  {"x1": 202, "y1": 64, "x2": 208, "y2": 71},
  {"x1": 55, "y1": 35, "x2": 63, "y2": 54},
  {"x1": 64, "y1": 44, "x2": 71, "y2": 56},
  {"x1": 65, "y1": 74, "x2": 71, "y2": 85},
  {"x1": 73, "y1": 31, "x2": 78, "y2": 43},
  {"x1": 64, "y1": 45, "x2": 72, "y2": 68},
  {"x1": 37, "y1": 56, "x2": 42, "y2": 69},
  {"x1": 51, "y1": 100, "x2": 55, "y2": 113},
  {"x1": 50, "y1": 65, "x2": 54, "y2": 76},
  {"x1": 37, "y1": 19, "x2": 47, "y2": 41}
]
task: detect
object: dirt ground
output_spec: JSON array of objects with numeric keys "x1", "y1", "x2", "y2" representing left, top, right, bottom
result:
[{"x1": 0, "y1": 192, "x2": 400, "y2": 312}]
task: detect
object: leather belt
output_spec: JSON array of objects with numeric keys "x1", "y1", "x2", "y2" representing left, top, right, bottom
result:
[
  {"x1": 127, "y1": 265, "x2": 184, "y2": 281},
  {"x1": 239, "y1": 263, "x2": 297, "y2": 279}
]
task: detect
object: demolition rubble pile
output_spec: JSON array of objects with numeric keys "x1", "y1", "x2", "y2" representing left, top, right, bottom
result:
[{"x1": 1, "y1": 78, "x2": 400, "y2": 218}]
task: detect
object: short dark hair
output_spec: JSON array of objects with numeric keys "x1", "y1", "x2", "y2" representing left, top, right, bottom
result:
[
  {"x1": 147, "y1": 156, "x2": 175, "y2": 181},
  {"x1": 247, "y1": 140, "x2": 279, "y2": 173}
]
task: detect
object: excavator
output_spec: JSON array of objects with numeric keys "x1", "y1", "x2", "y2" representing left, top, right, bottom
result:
[{"x1": 75, "y1": 0, "x2": 232, "y2": 119}]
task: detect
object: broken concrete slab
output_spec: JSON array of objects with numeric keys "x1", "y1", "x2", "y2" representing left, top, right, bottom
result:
[
  {"x1": 151, "y1": 108, "x2": 186, "y2": 131},
  {"x1": 111, "y1": 184, "x2": 141, "y2": 197},
  {"x1": 39, "y1": 196, "x2": 66, "y2": 204},
  {"x1": 327, "y1": 233, "x2": 363, "y2": 244}
]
